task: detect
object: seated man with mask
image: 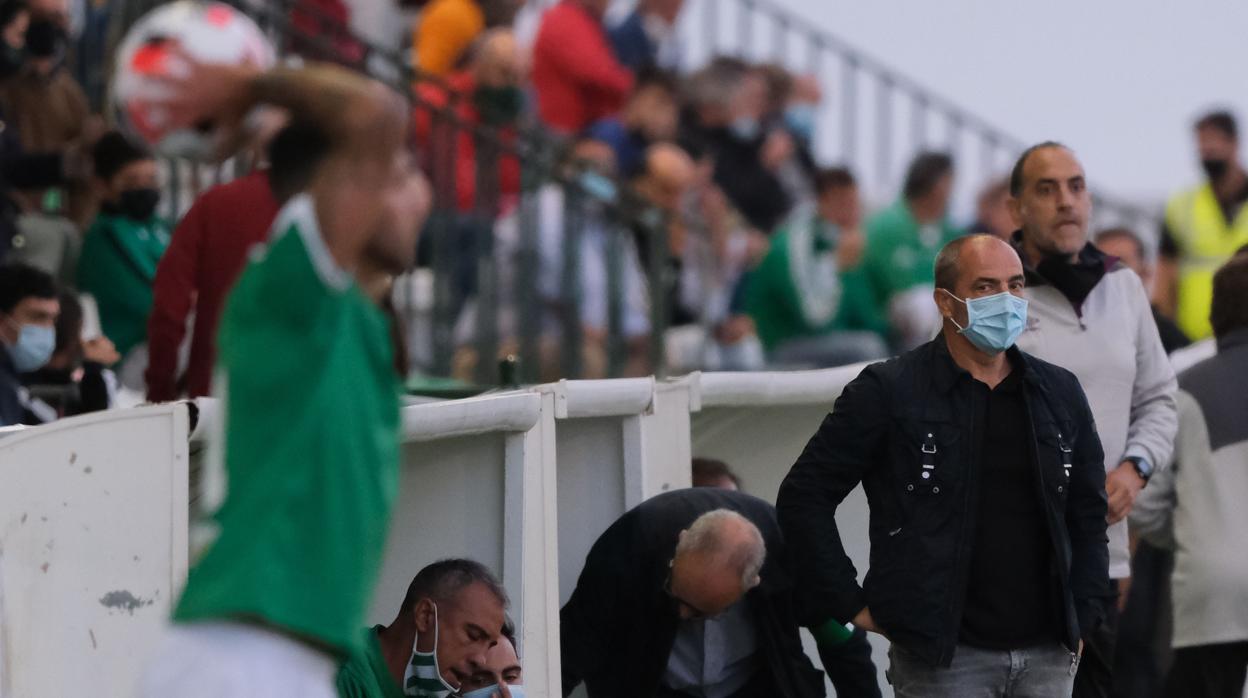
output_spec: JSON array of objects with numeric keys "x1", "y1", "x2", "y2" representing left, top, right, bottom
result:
[
  {"x1": 336, "y1": 559, "x2": 508, "y2": 698},
  {"x1": 457, "y1": 617, "x2": 524, "y2": 698}
]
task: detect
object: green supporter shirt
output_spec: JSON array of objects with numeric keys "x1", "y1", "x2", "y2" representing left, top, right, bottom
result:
[
  {"x1": 745, "y1": 216, "x2": 888, "y2": 351},
  {"x1": 338, "y1": 626, "x2": 404, "y2": 698},
  {"x1": 862, "y1": 200, "x2": 962, "y2": 308},
  {"x1": 76, "y1": 213, "x2": 170, "y2": 358},
  {"x1": 173, "y1": 194, "x2": 401, "y2": 657}
]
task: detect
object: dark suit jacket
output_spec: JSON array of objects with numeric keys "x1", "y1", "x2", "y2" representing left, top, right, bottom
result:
[{"x1": 560, "y1": 488, "x2": 825, "y2": 698}]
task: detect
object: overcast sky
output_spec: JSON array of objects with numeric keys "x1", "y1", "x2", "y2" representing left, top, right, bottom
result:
[{"x1": 715, "y1": 0, "x2": 1248, "y2": 217}]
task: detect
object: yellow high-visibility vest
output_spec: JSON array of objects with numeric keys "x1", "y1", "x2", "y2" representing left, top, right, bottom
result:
[{"x1": 1164, "y1": 183, "x2": 1248, "y2": 339}]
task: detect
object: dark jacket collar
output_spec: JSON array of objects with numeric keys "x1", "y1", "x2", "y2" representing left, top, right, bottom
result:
[
  {"x1": 1217, "y1": 327, "x2": 1248, "y2": 353},
  {"x1": 927, "y1": 333, "x2": 1045, "y2": 395},
  {"x1": 1009, "y1": 230, "x2": 1118, "y2": 286}
]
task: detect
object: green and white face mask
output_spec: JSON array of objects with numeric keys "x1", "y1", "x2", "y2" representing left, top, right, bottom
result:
[{"x1": 404, "y1": 602, "x2": 459, "y2": 697}]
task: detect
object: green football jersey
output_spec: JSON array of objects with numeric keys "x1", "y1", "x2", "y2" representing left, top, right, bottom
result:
[{"x1": 174, "y1": 194, "x2": 401, "y2": 656}]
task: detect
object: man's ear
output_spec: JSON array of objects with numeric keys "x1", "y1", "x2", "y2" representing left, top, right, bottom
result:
[
  {"x1": 1007, "y1": 195, "x2": 1023, "y2": 228},
  {"x1": 933, "y1": 288, "x2": 953, "y2": 321},
  {"x1": 412, "y1": 597, "x2": 435, "y2": 634}
]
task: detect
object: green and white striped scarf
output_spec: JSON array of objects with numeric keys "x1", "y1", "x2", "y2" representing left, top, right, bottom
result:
[{"x1": 403, "y1": 603, "x2": 458, "y2": 697}]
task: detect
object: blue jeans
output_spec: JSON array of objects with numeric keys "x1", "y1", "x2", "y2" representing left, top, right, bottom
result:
[{"x1": 888, "y1": 642, "x2": 1078, "y2": 697}]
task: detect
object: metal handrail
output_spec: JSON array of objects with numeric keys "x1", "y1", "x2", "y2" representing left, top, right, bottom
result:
[
  {"x1": 109, "y1": 0, "x2": 675, "y2": 384},
  {"x1": 681, "y1": 0, "x2": 1158, "y2": 230}
]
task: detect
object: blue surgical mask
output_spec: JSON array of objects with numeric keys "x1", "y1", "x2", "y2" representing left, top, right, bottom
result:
[
  {"x1": 577, "y1": 170, "x2": 618, "y2": 204},
  {"x1": 404, "y1": 602, "x2": 457, "y2": 697},
  {"x1": 942, "y1": 290, "x2": 1028, "y2": 355},
  {"x1": 784, "y1": 104, "x2": 817, "y2": 141},
  {"x1": 730, "y1": 117, "x2": 760, "y2": 141},
  {"x1": 5, "y1": 320, "x2": 56, "y2": 373},
  {"x1": 459, "y1": 684, "x2": 525, "y2": 698}
]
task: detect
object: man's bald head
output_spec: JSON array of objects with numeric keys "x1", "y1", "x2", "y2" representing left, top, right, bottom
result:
[
  {"x1": 472, "y1": 29, "x2": 521, "y2": 88},
  {"x1": 636, "y1": 143, "x2": 696, "y2": 212},
  {"x1": 933, "y1": 234, "x2": 1027, "y2": 346},
  {"x1": 669, "y1": 509, "x2": 766, "y2": 620}
]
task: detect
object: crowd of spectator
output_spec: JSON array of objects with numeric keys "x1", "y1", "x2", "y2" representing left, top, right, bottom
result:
[{"x1": 0, "y1": 0, "x2": 1240, "y2": 411}]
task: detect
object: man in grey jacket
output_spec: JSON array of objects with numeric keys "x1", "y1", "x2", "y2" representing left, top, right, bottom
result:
[
  {"x1": 1007, "y1": 141, "x2": 1179, "y2": 698},
  {"x1": 1130, "y1": 254, "x2": 1248, "y2": 698}
]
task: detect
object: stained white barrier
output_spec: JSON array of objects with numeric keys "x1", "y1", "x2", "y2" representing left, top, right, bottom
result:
[
  {"x1": 688, "y1": 364, "x2": 893, "y2": 697},
  {"x1": 367, "y1": 392, "x2": 562, "y2": 696},
  {"x1": 0, "y1": 405, "x2": 190, "y2": 698},
  {"x1": 535, "y1": 376, "x2": 699, "y2": 607}
]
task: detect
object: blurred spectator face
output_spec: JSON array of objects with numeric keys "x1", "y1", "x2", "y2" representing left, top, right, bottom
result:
[
  {"x1": 24, "y1": 15, "x2": 64, "y2": 73},
  {"x1": 472, "y1": 31, "x2": 524, "y2": 126},
  {"x1": 1197, "y1": 124, "x2": 1238, "y2": 181},
  {"x1": 458, "y1": 636, "x2": 523, "y2": 695},
  {"x1": 474, "y1": 31, "x2": 521, "y2": 89},
  {"x1": 1094, "y1": 230, "x2": 1151, "y2": 286},
  {"x1": 627, "y1": 83, "x2": 678, "y2": 142},
  {"x1": 728, "y1": 72, "x2": 769, "y2": 139},
  {"x1": 1009, "y1": 146, "x2": 1091, "y2": 260},
  {"x1": 976, "y1": 180, "x2": 1014, "y2": 240},
  {"x1": 102, "y1": 158, "x2": 159, "y2": 220},
  {"x1": 571, "y1": 138, "x2": 618, "y2": 176},
  {"x1": 365, "y1": 153, "x2": 431, "y2": 274},
  {"x1": 817, "y1": 182, "x2": 861, "y2": 231},
  {"x1": 635, "y1": 144, "x2": 695, "y2": 213}
]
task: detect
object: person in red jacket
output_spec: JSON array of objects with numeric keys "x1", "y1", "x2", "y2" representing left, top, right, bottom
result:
[
  {"x1": 144, "y1": 122, "x2": 325, "y2": 402},
  {"x1": 531, "y1": 0, "x2": 634, "y2": 134},
  {"x1": 414, "y1": 28, "x2": 523, "y2": 215}
]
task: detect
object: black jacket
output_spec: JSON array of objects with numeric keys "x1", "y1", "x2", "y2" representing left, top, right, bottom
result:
[
  {"x1": 776, "y1": 337, "x2": 1112, "y2": 668},
  {"x1": 681, "y1": 122, "x2": 792, "y2": 233},
  {"x1": 560, "y1": 488, "x2": 825, "y2": 698}
]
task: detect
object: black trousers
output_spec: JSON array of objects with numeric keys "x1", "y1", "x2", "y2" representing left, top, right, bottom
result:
[
  {"x1": 1074, "y1": 582, "x2": 1119, "y2": 698},
  {"x1": 1112, "y1": 541, "x2": 1174, "y2": 698},
  {"x1": 1164, "y1": 642, "x2": 1248, "y2": 698}
]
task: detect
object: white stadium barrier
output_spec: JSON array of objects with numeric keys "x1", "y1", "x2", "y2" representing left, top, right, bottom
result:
[
  {"x1": 373, "y1": 392, "x2": 562, "y2": 697},
  {"x1": 0, "y1": 405, "x2": 191, "y2": 698},
  {"x1": 0, "y1": 366, "x2": 880, "y2": 697},
  {"x1": 690, "y1": 364, "x2": 891, "y2": 696},
  {"x1": 534, "y1": 376, "x2": 699, "y2": 606}
]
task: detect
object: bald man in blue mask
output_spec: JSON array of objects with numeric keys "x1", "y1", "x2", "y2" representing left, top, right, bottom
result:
[{"x1": 778, "y1": 234, "x2": 1112, "y2": 697}]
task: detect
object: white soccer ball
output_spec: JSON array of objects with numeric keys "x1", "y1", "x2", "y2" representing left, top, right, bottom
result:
[{"x1": 111, "y1": 1, "x2": 275, "y2": 160}]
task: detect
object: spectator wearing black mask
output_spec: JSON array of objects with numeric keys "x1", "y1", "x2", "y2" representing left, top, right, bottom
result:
[
  {"x1": 76, "y1": 131, "x2": 169, "y2": 368},
  {"x1": 0, "y1": 4, "x2": 93, "y2": 222},
  {"x1": 1158, "y1": 110, "x2": 1248, "y2": 342},
  {"x1": 0, "y1": 0, "x2": 85, "y2": 261}
]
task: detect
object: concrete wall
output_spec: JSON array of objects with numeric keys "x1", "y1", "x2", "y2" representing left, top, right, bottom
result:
[{"x1": 0, "y1": 405, "x2": 190, "y2": 698}]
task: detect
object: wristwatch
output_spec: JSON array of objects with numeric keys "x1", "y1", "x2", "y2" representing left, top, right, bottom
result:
[{"x1": 1125, "y1": 456, "x2": 1153, "y2": 481}]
